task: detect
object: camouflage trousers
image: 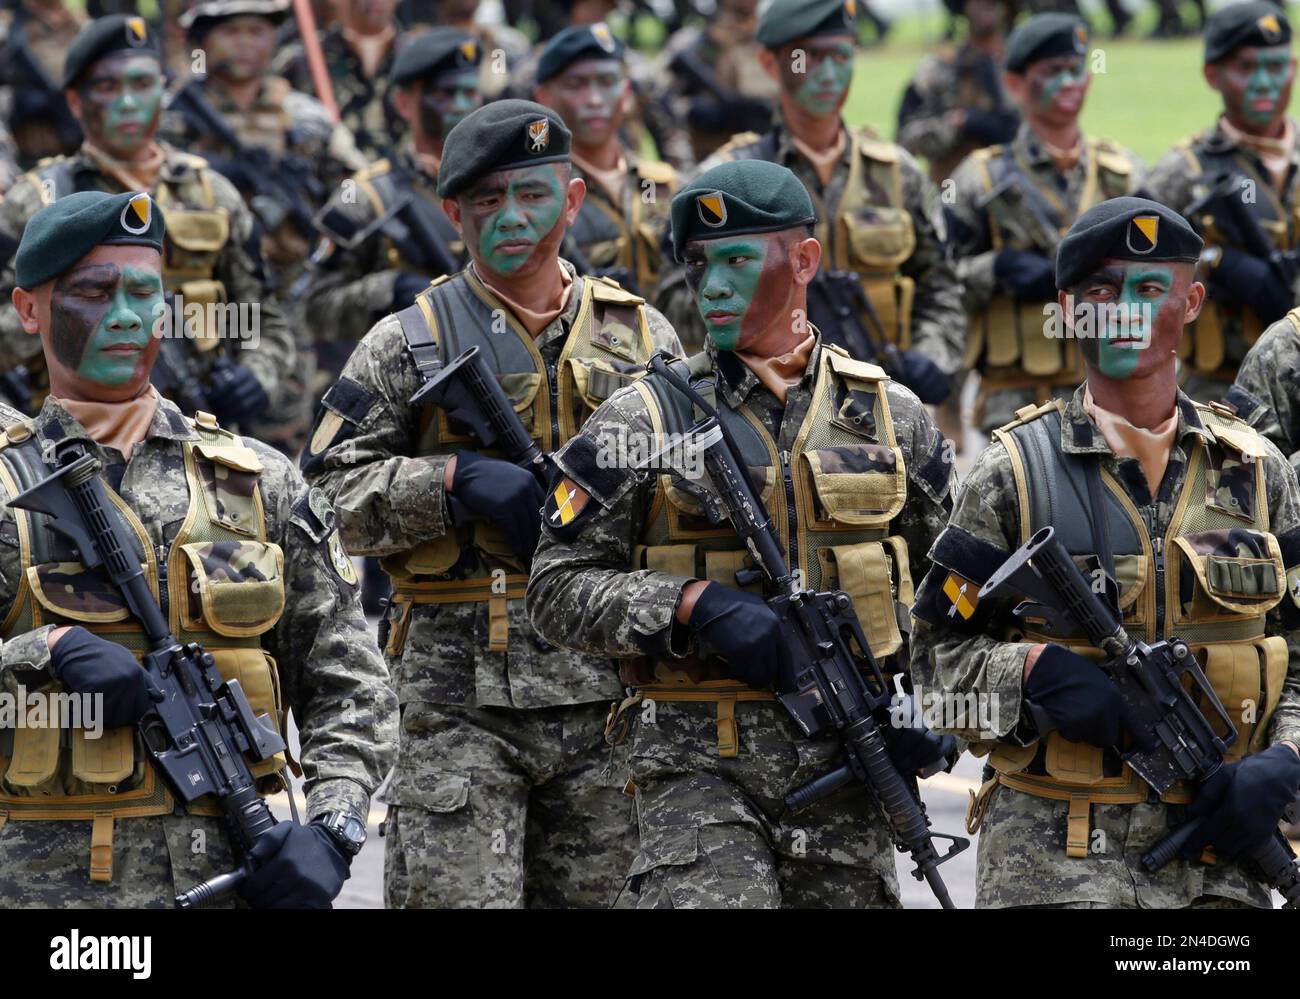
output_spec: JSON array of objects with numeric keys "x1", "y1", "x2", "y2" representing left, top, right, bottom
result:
[
  {"x1": 381, "y1": 700, "x2": 635, "y2": 909},
  {"x1": 623, "y1": 697, "x2": 900, "y2": 909},
  {"x1": 976, "y1": 782, "x2": 1273, "y2": 909},
  {"x1": 0, "y1": 811, "x2": 242, "y2": 908}
]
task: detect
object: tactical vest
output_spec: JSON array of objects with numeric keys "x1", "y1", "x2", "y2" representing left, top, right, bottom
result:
[
  {"x1": 965, "y1": 138, "x2": 1134, "y2": 409},
  {"x1": 380, "y1": 269, "x2": 658, "y2": 658},
  {"x1": 357, "y1": 158, "x2": 463, "y2": 276},
  {"x1": 612, "y1": 343, "x2": 914, "y2": 757},
  {"x1": 215, "y1": 76, "x2": 293, "y2": 159},
  {"x1": 0, "y1": 415, "x2": 289, "y2": 882},
  {"x1": 968, "y1": 400, "x2": 1288, "y2": 856},
  {"x1": 569, "y1": 158, "x2": 677, "y2": 294},
  {"x1": 1178, "y1": 136, "x2": 1300, "y2": 376}
]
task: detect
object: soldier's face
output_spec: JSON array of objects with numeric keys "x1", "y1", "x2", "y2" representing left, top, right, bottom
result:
[
  {"x1": 1208, "y1": 46, "x2": 1295, "y2": 129},
  {"x1": 25, "y1": 246, "x2": 164, "y2": 399},
  {"x1": 683, "y1": 232, "x2": 800, "y2": 352},
  {"x1": 966, "y1": 0, "x2": 1007, "y2": 38},
  {"x1": 204, "y1": 15, "x2": 278, "y2": 83},
  {"x1": 415, "y1": 69, "x2": 481, "y2": 142},
  {"x1": 344, "y1": 0, "x2": 398, "y2": 33},
  {"x1": 1015, "y1": 55, "x2": 1090, "y2": 125},
  {"x1": 73, "y1": 54, "x2": 164, "y2": 157},
  {"x1": 537, "y1": 59, "x2": 629, "y2": 149},
  {"x1": 775, "y1": 36, "x2": 856, "y2": 118},
  {"x1": 451, "y1": 163, "x2": 581, "y2": 279}
]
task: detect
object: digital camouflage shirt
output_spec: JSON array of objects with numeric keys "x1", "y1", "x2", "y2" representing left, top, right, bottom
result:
[{"x1": 1230, "y1": 309, "x2": 1300, "y2": 471}]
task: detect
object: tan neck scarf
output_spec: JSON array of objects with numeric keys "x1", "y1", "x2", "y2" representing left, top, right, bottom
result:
[
  {"x1": 1220, "y1": 115, "x2": 1296, "y2": 190},
  {"x1": 343, "y1": 24, "x2": 395, "y2": 79},
  {"x1": 54, "y1": 385, "x2": 161, "y2": 460},
  {"x1": 1083, "y1": 384, "x2": 1179, "y2": 496},
  {"x1": 790, "y1": 128, "x2": 847, "y2": 187},
  {"x1": 473, "y1": 262, "x2": 573, "y2": 338},
  {"x1": 81, "y1": 140, "x2": 167, "y2": 193},
  {"x1": 571, "y1": 150, "x2": 627, "y2": 205},
  {"x1": 737, "y1": 333, "x2": 816, "y2": 404}
]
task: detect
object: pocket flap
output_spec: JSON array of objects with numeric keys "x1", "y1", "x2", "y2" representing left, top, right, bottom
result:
[
  {"x1": 166, "y1": 208, "x2": 230, "y2": 252},
  {"x1": 1171, "y1": 530, "x2": 1285, "y2": 617},
  {"x1": 27, "y1": 561, "x2": 133, "y2": 623},
  {"x1": 568, "y1": 356, "x2": 636, "y2": 409},
  {"x1": 195, "y1": 441, "x2": 264, "y2": 473},
  {"x1": 627, "y1": 824, "x2": 700, "y2": 876},
  {"x1": 180, "y1": 540, "x2": 285, "y2": 637},
  {"x1": 803, "y1": 444, "x2": 905, "y2": 525},
  {"x1": 385, "y1": 766, "x2": 471, "y2": 813}
]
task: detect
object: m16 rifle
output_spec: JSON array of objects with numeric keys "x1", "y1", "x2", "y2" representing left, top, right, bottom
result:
[{"x1": 1184, "y1": 169, "x2": 1300, "y2": 290}]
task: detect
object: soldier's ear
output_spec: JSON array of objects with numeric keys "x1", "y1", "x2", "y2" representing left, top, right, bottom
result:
[
  {"x1": 443, "y1": 197, "x2": 463, "y2": 236},
  {"x1": 757, "y1": 46, "x2": 779, "y2": 82},
  {"x1": 791, "y1": 235, "x2": 822, "y2": 287},
  {"x1": 1002, "y1": 70, "x2": 1025, "y2": 105},
  {"x1": 393, "y1": 84, "x2": 416, "y2": 125},
  {"x1": 1203, "y1": 62, "x2": 1223, "y2": 94},
  {"x1": 64, "y1": 87, "x2": 83, "y2": 122},
  {"x1": 564, "y1": 174, "x2": 587, "y2": 226},
  {"x1": 1183, "y1": 279, "x2": 1206, "y2": 325},
  {"x1": 11, "y1": 285, "x2": 44, "y2": 337}
]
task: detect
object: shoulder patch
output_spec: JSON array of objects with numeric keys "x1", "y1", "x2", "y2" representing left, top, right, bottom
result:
[
  {"x1": 291, "y1": 487, "x2": 335, "y2": 543},
  {"x1": 326, "y1": 528, "x2": 359, "y2": 586},
  {"x1": 635, "y1": 159, "x2": 678, "y2": 187},
  {"x1": 541, "y1": 476, "x2": 599, "y2": 540}
]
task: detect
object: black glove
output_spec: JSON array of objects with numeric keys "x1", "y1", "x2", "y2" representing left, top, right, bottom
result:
[
  {"x1": 1181, "y1": 743, "x2": 1300, "y2": 860},
  {"x1": 1023, "y1": 644, "x2": 1149, "y2": 750},
  {"x1": 449, "y1": 449, "x2": 546, "y2": 563},
  {"x1": 961, "y1": 108, "x2": 1018, "y2": 146},
  {"x1": 1211, "y1": 247, "x2": 1294, "y2": 326},
  {"x1": 688, "y1": 582, "x2": 790, "y2": 689},
  {"x1": 391, "y1": 271, "x2": 429, "y2": 311},
  {"x1": 892, "y1": 349, "x2": 951, "y2": 404},
  {"x1": 50, "y1": 626, "x2": 162, "y2": 729},
  {"x1": 238, "y1": 821, "x2": 351, "y2": 909},
  {"x1": 208, "y1": 362, "x2": 269, "y2": 425},
  {"x1": 884, "y1": 718, "x2": 958, "y2": 778},
  {"x1": 994, "y1": 248, "x2": 1058, "y2": 301}
]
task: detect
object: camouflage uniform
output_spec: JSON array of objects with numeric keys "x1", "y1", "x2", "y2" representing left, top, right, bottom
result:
[
  {"x1": 948, "y1": 124, "x2": 1145, "y2": 431},
  {"x1": 462, "y1": 21, "x2": 531, "y2": 101},
  {"x1": 657, "y1": 122, "x2": 964, "y2": 365},
  {"x1": 302, "y1": 261, "x2": 683, "y2": 908},
  {"x1": 910, "y1": 386, "x2": 1300, "y2": 908},
  {"x1": 0, "y1": 142, "x2": 296, "y2": 428},
  {"x1": 0, "y1": 398, "x2": 398, "y2": 907},
  {"x1": 895, "y1": 41, "x2": 1019, "y2": 185},
  {"x1": 527, "y1": 337, "x2": 956, "y2": 907},
  {"x1": 1228, "y1": 308, "x2": 1300, "y2": 470},
  {"x1": 1145, "y1": 118, "x2": 1300, "y2": 401}
]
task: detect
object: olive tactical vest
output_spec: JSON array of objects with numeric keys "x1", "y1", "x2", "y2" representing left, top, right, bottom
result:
[
  {"x1": 356, "y1": 157, "x2": 463, "y2": 277},
  {"x1": 569, "y1": 158, "x2": 677, "y2": 294},
  {"x1": 969, "y1": 400, "x2": 1288, "y2": 856},
  {"x1": 0, "y1": 416, "x2": 288, "y2": 882}
]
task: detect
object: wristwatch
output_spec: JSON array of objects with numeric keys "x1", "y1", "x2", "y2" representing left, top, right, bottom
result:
[{"x1": 314, "y1": 810, "x2": 368, "y2": 856}]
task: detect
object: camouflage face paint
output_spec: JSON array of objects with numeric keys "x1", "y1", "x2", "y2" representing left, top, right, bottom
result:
[
  {"x1": 1239, "y1": 49, "x2": 1294, "y2": 125},
  {"x1": 546, "y1": 59, "x2": 627, "y2": 147},
  {"x1": 418, "y1": 68, "x2": 481, "y2": 142},
  {"x1": 1076, "y1": 265, "x2": 1173, "y2": 380},
  {"x1": 51, "y1": 262, "x2": 163, "y2": 386},
  {"x1": 1029, "y1": 56, "x2": 1088, "y2": 115},
  {"x1": 789, "y1": 39, "x2": 855, "y2": 116},
  {"x1": 685, "y1": 233, "x2": 796, "y2": 352},
  {"x1": 459, "y1": 163, "x2": 569, "y2": 277},
  {"x1": 77, "y1": 53, "x2": 163, "y2": 156}
]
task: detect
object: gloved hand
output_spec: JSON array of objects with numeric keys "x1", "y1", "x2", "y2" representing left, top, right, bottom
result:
[
  {"x1": 238, "y1": 821, "x2": 351, "y2": 909},
  {"x1": 892, "y1": 349, "x2": 951, "y2": 404},
  {"x1": 391, "y1": 271, "x2": 429, "y2": 311},
  {"x1": 961, "y1": 108, "x2": 1018, "y2": 146},
  {"x1": 208, "y1": 362, "x2": 270, "y2": 425},
  {"x1": 1211, "y1": 247, "x2": 1294, "y2": 326},
  {"x1": 1023, "y1": 644, "x2": 1150, "y2": 750},
  {"x1": 449, "y1": 449, "x2": 546, "y2": 563},
  {"x1": 50, "y1": 626, "x2": 162, "y2": 729},
  {"x1": 884, "y1": 721, "x2": 958, "y2": 778},
  {"x1": 688, "y1": 582, "x2": 790, "y2": 688},
  {"x1": 1181, "y1": 743, "x2": 1300, "y2": 860},
  {"x1": 994, "y1": 248, "x2": 1058, "y2": 301}
]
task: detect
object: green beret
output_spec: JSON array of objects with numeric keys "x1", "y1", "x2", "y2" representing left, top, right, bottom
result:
[
  {"x1": 437, "y1": 100, "x2": 571, "y2": 199},
  {"x1": 16, "y1": 191, "x2": 166, "y2": 290},
  {"x1": 536, "y1": 22, "x2": 626, "y2": 84},
  {"x1": 1005, "y1": 13, "x2": 1088, "y2": 73},
  {"x1": 757, "y1": 0, "x2": 858, "y2": 49},
  {"x1": 63, "y1": 14, "x2": 159, "y2": 90},
  {"x1": 1204, "y1": 1, "x2": 1291, "y2": 63},
  {"x1": 391, "y1": 27, "x2": 482, "y2": 86},
  {"x1": 179, "y1": 0, "x2": 289, "y2": 42},
  {"x1": 670, "y1": 159, "x2": 817, "y2": 262},
  {"x1": 1055, "y1": 197, "x2": 1202, "y2": 291}
]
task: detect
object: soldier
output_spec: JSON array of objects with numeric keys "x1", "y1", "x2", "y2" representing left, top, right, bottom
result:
[
  {"x1": 527, "y1": 158, "x2": 957, "y2": 908},
  {"x1": 912, "y1": 197, "x2": 1300, "y2": 908},
  {"x1": 896, "y1": 0, "x2": 1019, "y2": 186},
  {"x1": 301, "y1": 101, "x2": 683, "y2": 908},
  {"x1": 1146, "y1": 2, "x2": 1300, "y2": 403},
  {"x1": 533, "y1": 22, "x2": 678, "y2": 299},
  {"x1": 0, "y1": 189, "x2": 398, "y2": 907},
  {"x1": 947, "y1": 13, "x2": 1144, "y2": 434},
  {"x1": 1225, "y1": 309, "x2": 1300, "y2": 468},
  {"x1": 0, "y1": 0, "x2": 85, "y2": 170},
  {"x1": 0, "y1": 15, "x2": 296, "y2": 444},
  {"x1": 657, "y1": 0, "x2": 963, "y2": 405},
  {"x1": 436, "y1": 0, "x2": 530, "y2": 102},
  {"x1": 274, "y1": 0, "x2": 406, "y2": 160}
]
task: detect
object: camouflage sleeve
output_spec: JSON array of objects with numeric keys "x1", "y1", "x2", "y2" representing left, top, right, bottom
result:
[
  {"x1": 947, "y1": 152, "x2": 998, "y2": 315},
  {"x1": 894, "y1": 59, "x2": 954, "y2": 167},
  {"x1": 652, "y1": 265, "x2": 708, "y2": 355},
  {"x1": 897, "y1": 147, "x2": 965, "y2": 376},
  {"x1": 527, "y1": 384, "x2": 694, "y2": 658},
  {"x1": 884, "y1": 380, "x2": 956, "y2": 588},
  {"x1": 1261, "y1": 439, "x2": 1300, "y2": 749},
  {"x1": 1232, "y1": 320, "x2": 1300, "y2": 464},
  {"x1": 300, "y1": 314, "x2": 451, "y2": 557},
  {"x1": 0, "y1": 178, "x2": 43, "y2": 370},
  {"x1": 1140, "y1": 146, "x2": 1197, "y2": 214},
  {"x1": 255, "y1": 441, "x2": 398, "y2": 822},
  {"x1": 908, "y1": 438, "x2": 1034, "y2": 742},
  {"x1": 271, "y1": 42, "x2": 309, "y2": 91},
  {"x1": 643, "y1": 302, "x2": 685, "y2": 356},
  {"x1": 0, "y1": 458, "x2": 54, "y2": 689}
]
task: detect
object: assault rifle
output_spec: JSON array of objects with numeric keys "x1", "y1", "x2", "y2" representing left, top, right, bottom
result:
[
  {"x1": 1184, "y1": 170, "x2": 1300, "y2": 290},
  {"x1": 314, "y1": 182, "x2": 462, "y2": 280}
]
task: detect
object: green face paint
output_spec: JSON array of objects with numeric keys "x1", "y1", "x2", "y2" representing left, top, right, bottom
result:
[
  {"x1": 1033, "y1": 57, "x2": 1088, "y2": 114},
  {"x1": 1241, "y1": 50, "x2": 1293, "y2": 125},
  {"x1": 1083, "y1": 266, "x2": 1172, "y2": 380},
  {"x1": 51, "y1": 262, "x2": 163, "y2": 386},
  {"x1": 420, "y1": 68, "x2": 481, "y2": 141},
  {"x1": 685, "y1": 237, "x2": 769, "y2": 351},
  {"x1": 793, "y1": 40, "x2": 855, "y2": 116},
  {"x1": 77, "y1": 53, "x2": 163, "y2": 156},
  {"x1": 460, "y1": 164, "x2": 568, "y2": 276}
]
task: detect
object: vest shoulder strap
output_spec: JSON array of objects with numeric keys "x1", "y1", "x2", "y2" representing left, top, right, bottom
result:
[
  {"x1": 357, "y1": 157, "x2": 393, "y2": 186},
  {"x1": 1287, "y1": 306, "x2": 1300, "y2": 339},
  {"x1": 994, "y1": 398, "x2": 1061, "y2": 433},
  {"x1": 854, "y1": 129, "x2": 901, "y2": 164},
  {"x1": 1089, "y1": 137, "x2": 1133, "y2": 179},
  {"x1": 635, "y1": 159, "x2": 677, "y2": 187},
  {"x1": 713, "y1": 131, "x2": 764, "y2": 161},
  {"x1": 824, "y1": 342, "x2": 888, "y2": 383},
  {"x1": 395, "y1": 298, "x2": 442, "y2": 384},
  {"x1": 588, "y1": 275, "x2": 646, "y2": 306},
  {"x1": 1197, "y1": 402, "x2": 1272, "y2": 459}
]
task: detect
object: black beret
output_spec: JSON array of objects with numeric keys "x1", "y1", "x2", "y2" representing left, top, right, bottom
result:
[
  {"x1": 63, "y1": 14, "x2": 159, "y2": 89},
  {"x1": 437, "y1": 100, "x2": 571, "y2": 199},
  {"x1": 1055, "y1": 197, "x2": 1202, "y2": 291},
  {"x1": 391, "y1": 27, "x2": 482, "y2": 86},
  {"x1": 757, "y1": 0, "x2": 858, "y2": 49},
  {"x1": 179, "y1": 0, "x2": 289, "y2": 42},
  {"x1": 1204, "y1": 2, "x2": 1291, "y2": 63},
  {"x1": 1005, "y1": 13, "x2": 1089, "y2": 73},
  {"x1": 670, "y1": 159, "x2": 817, "y2": 262},
  {"x1": 536, "y1": 22, "x2": 625, "y2": 85},
  {"x1": 16, "y1": 191, "x2": 166, "y2": 290}
]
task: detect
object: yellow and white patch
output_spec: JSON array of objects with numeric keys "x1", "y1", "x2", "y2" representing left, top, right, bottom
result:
[
  {"x1": 1126, "y1": 215, "x2": 1158, "y2": 255},
  {"x1": 120, "y1": 192, "x2": 151, "y2": 235},
  {"x1": 943, "y1": 572, "x2": 978, "y2": 620},
  {"x1": 327, "y1": 529, "x2": 359, "y2": 585},
  {"x1": 126, "y1": 16, "x2": 148, "y2": 46},
  {"x1": 1073, "y1": 24, "x2": 1088, "y2": 51},
  {"x1": 528, "y1": 118, "x2": 551, "y2": 153},
  {"x1": 845, "y1": 0, "x2": 857, "y2": 19},
  {"x1": 592, "y1": 22, "x2": 615, "y2": 52},
  {"x1": 1259, "y1": 13, "x2": 1282, "y2": 41},
  {"x1": 548, "y1": 478, "x2": 590, "y2": 527},
  {"x1": 309, "y1": 410, "x2": 345, "y2": 456},
  {"x1": 697, "y1": 192, "x2": 727, "y2": 228},
  {"x1": 459, "y1": 39, "x2": 478, "y2": 62}
]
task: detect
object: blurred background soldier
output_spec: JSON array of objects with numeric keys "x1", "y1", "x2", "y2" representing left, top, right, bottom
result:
[
  {"x1": 533, "y1": 22, "x2": 677, "y2": 298},
  {"x1": 0, "y1": 0, "x2": 86, "y2": 169},
  {"x1": 897, "y1": 0, "x2": 1019, "y2": 185},
  {"x1": 434, "y1": 0, "x2": 529, "y2": 101}
]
